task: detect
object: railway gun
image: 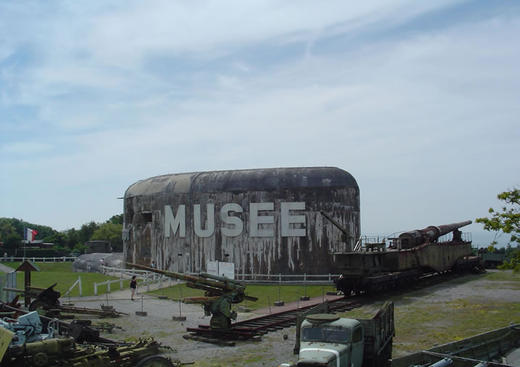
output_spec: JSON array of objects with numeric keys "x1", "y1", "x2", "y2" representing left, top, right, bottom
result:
[{"x1": 321, "y1": 212, "x2": 483, "y2": 295}]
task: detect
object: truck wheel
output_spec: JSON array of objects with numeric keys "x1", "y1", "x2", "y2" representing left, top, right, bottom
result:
[{"x1": 135, "y1": 355, "x2": 175, "y2": 367}]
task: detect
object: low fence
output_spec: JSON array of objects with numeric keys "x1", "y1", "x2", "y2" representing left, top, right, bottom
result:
[
  {"x1": 94, "y1": 278, "x2": 126, "y2": 295},
  {"x1": 63, "y1": 276, "x2": 83, "y2": 297},
  {"x1": 236, "y1": 273, "x2": 339, "y2": 284},
  {"x1": 94, "y1": 266, "x2": 175, "y2": 295},
  {"x1": 1, "y1": 256, "x2": 77, "y2": 263}
]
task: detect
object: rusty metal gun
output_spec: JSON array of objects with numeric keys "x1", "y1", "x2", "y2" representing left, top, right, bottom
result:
[
  {"x1": 398, "y1": 220, "x2": 472, "y2": 249},
  {"x1": 126, "y1": 262, "x2": 257, "y2": 303},
  {"x1": 126, "y1": 262, "x2": 257, "y2": 329},
  {"x1": 3, "y1": 283, "x2": 126, "y2": 318}
]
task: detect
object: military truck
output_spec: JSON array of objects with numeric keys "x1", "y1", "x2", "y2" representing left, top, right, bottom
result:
[{"x1": 281, "y1": 301, "x2": 394, "y2": 367}]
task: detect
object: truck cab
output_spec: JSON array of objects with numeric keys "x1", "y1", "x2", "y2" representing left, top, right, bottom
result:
[
  {"x1": 281, "y1": 301, "x2": 394, "y2": 367},
  {"x1": 298, "y1": 314, "x2": 364, "y2": 367}
]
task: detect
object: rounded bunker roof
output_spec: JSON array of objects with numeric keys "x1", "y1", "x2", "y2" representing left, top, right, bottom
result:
[{"x1": 125, "y1": 167, "x2": 358, "y2": 198}]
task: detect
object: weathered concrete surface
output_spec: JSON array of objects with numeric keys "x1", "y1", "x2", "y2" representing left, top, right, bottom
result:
[
  {"x1": 124, "y1": 167, "x2": 360, "y2": 275},
  {"x1": 72, "y1": 253, "x2": 123, "y2": 272}
]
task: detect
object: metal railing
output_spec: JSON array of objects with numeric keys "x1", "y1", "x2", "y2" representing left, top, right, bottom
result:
[
  {"x1": 95, "y1": 266, "x2": 339, "y2": 292},
  {"x1": 94, "y1": 266, "x2": 175, "y2": 295},
  {"x1": 236, "y1": 273, "x2": 339, "y2": 284}
]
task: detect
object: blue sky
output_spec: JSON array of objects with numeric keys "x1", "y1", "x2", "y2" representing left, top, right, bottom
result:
[{"x1": 1, "y1": 0, "x2": 519, "y2": 246}]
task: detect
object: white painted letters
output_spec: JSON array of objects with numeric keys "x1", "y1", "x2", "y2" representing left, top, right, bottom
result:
[
  {"x1": 164, "y1": 201, "x2": 306, "y2": 238},
  {"x1": 220, "y1": 203, "x2": 243, "y2": 237},
  {"x1": 164, "y1": 204, "x2": 186, "y2": 238},
  {"x1": 250, "y1": 202, "x2": 274, "y2": 237},
  {"x1": 194, "y1": 204, "x2": 215, "y2": 237},
  {"x1": 281, "y1": 202, "x2": 306, "y2": 237}
]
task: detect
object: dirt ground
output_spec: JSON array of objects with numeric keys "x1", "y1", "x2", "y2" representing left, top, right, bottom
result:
[{"x1": 70, "y1": 271, "x2": 520, "y2": 367}]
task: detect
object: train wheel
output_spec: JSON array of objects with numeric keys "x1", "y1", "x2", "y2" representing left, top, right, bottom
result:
[{"x1": 135, "y1": 355, "x2": 175, "y2": 367}]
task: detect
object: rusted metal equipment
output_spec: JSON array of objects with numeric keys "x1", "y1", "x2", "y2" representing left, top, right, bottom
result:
[
  {"x1": 397, "y1": 220, "x2": 472, "y2": 249},
  {"x1": 4, "y1": 283, "x2": 126, "y2": 318},
  {"x1": 0, "y1": 302, "x2": 180, "y2": 366},
  {"x1": 1, "y1": 335, "x2": 178, "y2": 367},
  {"x1": 127, "y1": 262, "x2": 257, "y2": 329},
  {"x1": 330, "y1": 219, "x2": 482, "y2": 295},
  {"x1": 391, "y1": 323, "x2": 520, "y2": 367},
  {"x1": 0, "y1": 300, "x2": 117, "y2": 344}
]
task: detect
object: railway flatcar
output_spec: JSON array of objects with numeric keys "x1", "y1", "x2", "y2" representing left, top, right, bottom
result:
[{"x1": 327, "y1": 218, "x2": 483, "y2": 295}]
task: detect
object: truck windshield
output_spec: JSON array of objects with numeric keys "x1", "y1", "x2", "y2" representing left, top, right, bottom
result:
[{"x1": 301, "y1": 326, "x2": 350, "y2": 343}]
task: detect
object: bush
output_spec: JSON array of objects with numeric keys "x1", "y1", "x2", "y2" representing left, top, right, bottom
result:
[{"x1": 12, "y1": 248, "x2": 68, "y2": 257}]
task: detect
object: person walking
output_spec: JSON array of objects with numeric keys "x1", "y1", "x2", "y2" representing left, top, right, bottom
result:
[{"x1": 130, "y1": 275, "x2": 137, "y2": 301}]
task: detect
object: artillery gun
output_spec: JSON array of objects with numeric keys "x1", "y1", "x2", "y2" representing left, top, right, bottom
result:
[
  {"x1": 4, "y1": 283, "x2": 126, "y2": 318},
  {"x1": 126, "y1": 263, "x2": 257, "y2": 329}
]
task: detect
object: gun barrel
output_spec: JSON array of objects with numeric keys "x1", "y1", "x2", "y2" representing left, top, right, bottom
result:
[
  {"x1": 126, "y1": 262, "x2": 201, "y2": 283},
  {"x1": 199, "y1": 272, "x2": 244, "y2": 286},
  {"x1": 435, "y1": 220, "x2": 472, "y2": 237},
  {"x1": 125, "y1": 263, "x2": 253, "y2": 298},
  {"x1": 398, "y1": 220, "x2": 472, "y2": 248}
]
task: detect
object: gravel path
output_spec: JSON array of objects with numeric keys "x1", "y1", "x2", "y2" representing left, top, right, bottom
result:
[
  {"x1": 0, "y1": 263, "x2": 14, "y2": 273},
  {"x1": 69, "y1": 288, "x2": 301, "y2": 366}
]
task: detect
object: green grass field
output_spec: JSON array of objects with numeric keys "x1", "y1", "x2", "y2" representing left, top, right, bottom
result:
[
  {"x1": 1, "y1": 261, "x2": 130, "y2": 297},
  {"x1": 3, "y1": 261, "x2": 335, "y2": 302},
  {"x1": 337, "y1": 271, "x2": 520, "y2": 357}
]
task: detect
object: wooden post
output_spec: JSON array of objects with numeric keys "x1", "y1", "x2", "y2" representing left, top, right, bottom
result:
[{"x1": 15, "y1": 260, "x2": 40, "y2": 307}]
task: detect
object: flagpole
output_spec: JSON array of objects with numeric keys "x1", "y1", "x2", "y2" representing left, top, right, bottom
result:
[{"x1": 23, "y1": 227, "x2": 27, "y2": 259}]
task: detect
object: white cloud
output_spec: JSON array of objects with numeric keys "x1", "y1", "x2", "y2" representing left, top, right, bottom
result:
[{"x1": 1, "y1": 1, "x2": 519, "y2": 236}]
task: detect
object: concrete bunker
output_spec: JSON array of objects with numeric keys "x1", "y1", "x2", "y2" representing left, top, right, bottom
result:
[{"x1": 123, "y1": 167, "x2": 359, "y2": 275}]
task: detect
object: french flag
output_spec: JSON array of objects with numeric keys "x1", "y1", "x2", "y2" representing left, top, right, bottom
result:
[{"x1": 24, "y1": 228, "x2": 38, "y2": 243}]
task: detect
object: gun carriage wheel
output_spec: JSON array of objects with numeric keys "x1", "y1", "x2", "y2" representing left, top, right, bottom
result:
[{"x1": 135, "y1": 355, "x2": 175, "y2": 367}]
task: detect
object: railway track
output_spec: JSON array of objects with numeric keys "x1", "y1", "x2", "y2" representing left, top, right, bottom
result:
[
  {"x1": 183, "y1": 270, "x2": 484, "y2": 345},
  {"x1": 184, "y1": 297, "x2": 362, "y2": 344}
]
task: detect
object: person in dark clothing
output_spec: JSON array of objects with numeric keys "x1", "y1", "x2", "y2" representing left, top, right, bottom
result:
[{"x1": 130, "y1": 275, "x2": 137, "y2": 301}]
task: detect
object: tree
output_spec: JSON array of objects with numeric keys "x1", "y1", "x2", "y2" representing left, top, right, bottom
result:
[
  {"x1": 0, "y1": 219, "x2": 22, "y2": 249},
  {"x1": 476, "y1": 188, "x2": 520, "y2": 246},
  {"x1": 107, "y1": 214, "x2": 123, "y2": 225},
  {"x1": 91, "y1": 222, "x2": 123, "y2": 251},
  {"x1": 477, "y1": 188, "x2": 520, "y2": 271},
  {"x1": 78, "y1": 222, "x2": 99, "y2": 244}
]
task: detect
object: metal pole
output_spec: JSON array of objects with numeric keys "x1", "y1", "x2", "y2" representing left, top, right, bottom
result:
[{"x1": 304, "y1": 273, "x2": 307, "y2": 297}]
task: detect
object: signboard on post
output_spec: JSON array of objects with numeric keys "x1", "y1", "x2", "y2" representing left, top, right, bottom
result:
[{"x1": 207, "y1": 261, "x2": 235, "y2": 280}]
